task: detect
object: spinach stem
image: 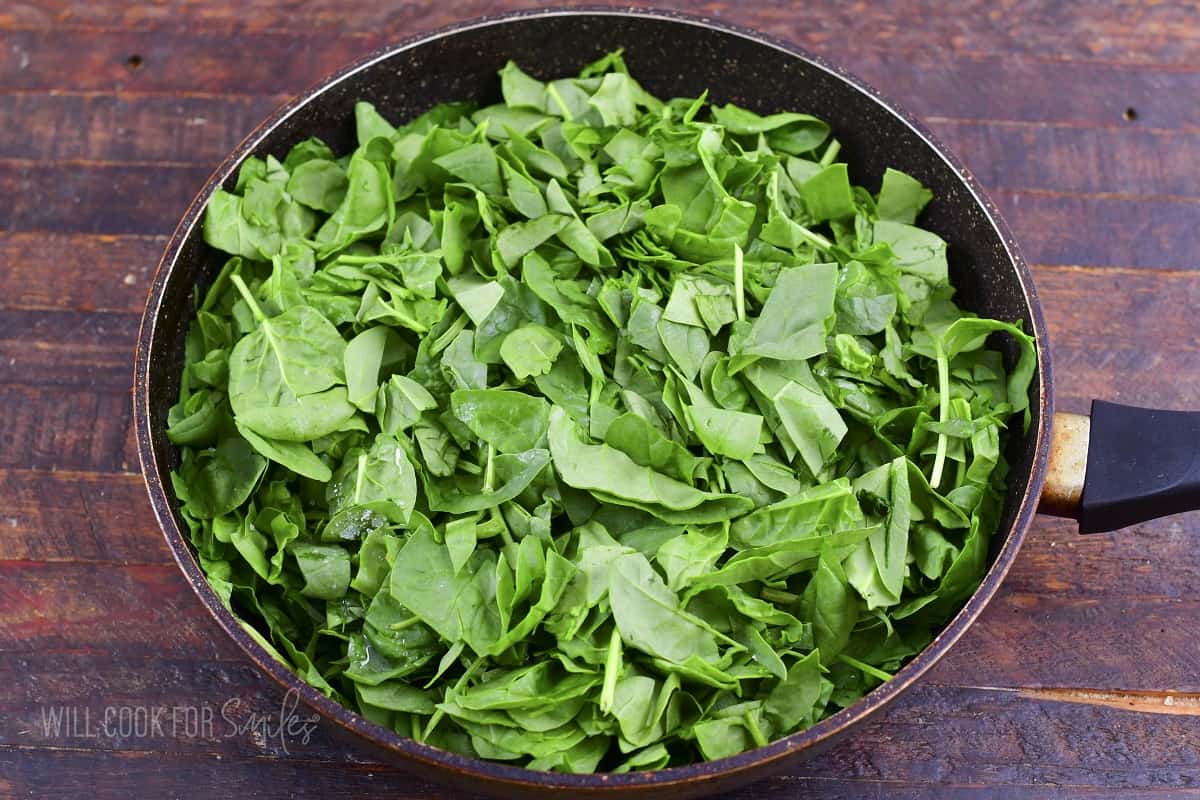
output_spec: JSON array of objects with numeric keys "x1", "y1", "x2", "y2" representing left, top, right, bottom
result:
[
  {"x1": 429, "y1": 312, "x2": 468, "y2": 356},
  {"x1": 493, "y1": 507, "x2": 514, "y2": 548},
  {"x1": 743, "y1": 710, "x2": 768, "y2": 748},
  {"x1": 599, "y1": 627, "x2": 622, "y2": 714},
  {"x1": 930, "y1": 338, "x2": 950, "y2": 489},
  {"x1": 793, "y1": 223, "x2": 833, "y2": 253},
  {"x1": 761, "y1": 587, "x2": 799, "y2": 605},
  {"x1": 838, "y1": 653, "x2": 894, "y2": 683},
  {"x1": 819, "y1": 138, "x2": 842, "y2": 167},
  {"x1": 353, "y1": 453, "x2": 367, "y2": 504},
  {"x1": 200, "y1": 257, "x2": 238, "y2": 312},
  {"x1": 546, "y1": 83, "x2": 573, "y2": 120},
  {"x1": 229, "y1": 273, "x2": 266, "y2": 323},
  {"x1": 390, "y1": 615, "x2": 424, "y2": 631},
  {"x1": 734, "y1": 243, "x2": 746, "y2": 321},
  {"x1": 422, "y1": 654, "x2": 485, "y2": 741},
  {"x1": 482, "y1": 443, "x2": 496, "y2": 494}
]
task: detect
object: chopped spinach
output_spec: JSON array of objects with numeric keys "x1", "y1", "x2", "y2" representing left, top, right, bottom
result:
[{"x1": 171, "y1": 51, "x2": 1035, "y2": 771}]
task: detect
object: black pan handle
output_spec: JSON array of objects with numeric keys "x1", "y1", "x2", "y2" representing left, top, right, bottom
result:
[{"x1": 1040, "y1": 401, "x2": 1200, "y2": 533}]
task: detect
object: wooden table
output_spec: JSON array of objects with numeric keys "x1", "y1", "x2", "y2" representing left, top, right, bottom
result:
[{"x1": 3, "y1": 1, "x2": 1199, "y2": 797}]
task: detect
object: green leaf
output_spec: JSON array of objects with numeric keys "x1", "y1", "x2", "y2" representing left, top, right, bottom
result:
[
  {"x1": 876, "y1": 168, "x2": 932, "y2": 224},
  {"x1": 287, "y1": 159, "x2": 348, "y2": 213},
  {"x1": 732, "y1": 263, "x2": 837, "y2": 364},
  {"x1": 801, "y1": 550, "x2": 856, "y2": 662},
  {"x1": 177, "y1": 437, "x2": 267, "y2": 519},
  {"x1": 376, "y1": 375, "x2": 437, "y2": 436},
  {"x1": 237, "y1": 423, "x2": 332, "y2": 482},
  {"x1": 765, "y1": 650, "x2": 825, "y2": 730},
  {"x1": 344, "y1": 326, "x2": 397, "y2": 412},
  {"x1": 390, "y1": 526, "x2": 502, "y2": 656},
  {"x1": 499, "y1": 324, "x2": 563, "y2": 380},
  {"x1": 292, "y1": 543, "x2": 351, "y2": 600},
  {"x1": 609, "y1": 551, "x2": 720, "y2": 665},
  {"x1": 326, "y1": 434, "x2": 418, "y2": 527},
  {"x1": 451, "y1": 389, "x2": 551, "y2": 453},
  {"x1": 603, "y1": 412, "x2": 703, "y2": 483},
  {"x1": 227, "y1": 289, "x2": 356, "y2": 442},
  {"x1": 549, "y1": 407, "x2": 752, "y2": 523},
  {"x1": 203, "y1": 189, "x2": 279, "y2": 261},
  {"x1": 495, "y1": 214, "x2": 570, "y2": 267},
  {"x1": 873, "y1": 219, "x2": 948, "y2": 285},
  {"x1": 801, "y1": 163, "x2": 856, "y2": 222},
  {"x1": 685, "y1": 405, "x2": 764, "y2": 461},
  {"x1": 423, "y1": 449, "x2": 552, "y2": 514}
]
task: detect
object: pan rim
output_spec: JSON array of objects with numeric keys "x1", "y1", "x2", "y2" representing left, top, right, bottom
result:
[{"x1": 133, "y1": 6, "x2": 1054, "y2": 792}]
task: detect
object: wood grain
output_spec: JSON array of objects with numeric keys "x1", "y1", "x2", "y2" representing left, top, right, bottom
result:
[
  {"x1": 0, "y1": 385, "x2": 135, "y2": 473},
  {"x1": 7, "y1": 0, "x2": 1200, "y2": 67},
  {"x1": 0, "y1": 233, "x2": 164, "y2": 313},
  {"x1": 0, "y1": 93, "x2": 282, "y2": 165},
  {"x1": 0, "y1": 162, "x2": 209, "y2": 235},
  {"x1": 0, "y1": 470, "x2": 160, "y2": 563},
  {"x1": 0, "y1": 562, "x2": 237, "y2": 661}
]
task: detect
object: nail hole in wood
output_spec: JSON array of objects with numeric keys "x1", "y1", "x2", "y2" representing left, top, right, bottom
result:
[
  {"x1": 1123, "y1": 107, "x2": 1138, "y2": 121},
  {"x1": 126, "y1": 54, "x2": 144, "y2": 70}
]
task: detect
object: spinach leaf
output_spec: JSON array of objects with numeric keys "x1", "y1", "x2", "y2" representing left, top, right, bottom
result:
[
  {"x1": 549, "y1": 408, "x2": 752, "y2": 523},
  {"x1": 451, "y1": 389, "x2": 550, "y2": 453},
  {"x1": 730, "y1": 263, "x2": 837, "y2": 364},
  {"x1": 326, "y1": 434, "x2": 418, "y2": 528},
  {"x1": 390, "y1": 526, "x2": 502, "y2": 656},
  {"x1": 609, "y1": 551, "x2": 720, "y2": 665},
  {"x1": 499, "y1": 324, "x2": 562, "y2": 379},
  {"x1": 176, "y1": 436, "x2": 267, "y2": 519}
]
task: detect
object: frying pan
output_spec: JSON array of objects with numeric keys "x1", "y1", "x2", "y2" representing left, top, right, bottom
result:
[{"x1": 133, "y1": 8, "x2": 1200, "y2": 798}]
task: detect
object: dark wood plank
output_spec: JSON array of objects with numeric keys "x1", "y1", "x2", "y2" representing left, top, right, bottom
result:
[
  {"x1": 0, "y1": 162, "x2": 209, "y2": 235},
  {"x1": 863, "y1": 52, "x2": 1200, "y2": 132},
  {"x1": 0, "y1": 233, "x2": 164, "y2": 313},
  {"x1": 0, "y1": 310, "x2": 139, "y2": 388},
  {"x1": 0, "y1": 562, "x2": 237, "y2": 661},
  {"x1": 936, "y1": 520, "x2": 1200, "y2": 692},
  {"x1": 930, "y1": 119, "x2": 1200, "y2": 199},
  {"x1": 0, "y1": 28, "x2": 376, "y2": 96},
  {"x1": 6, "y1": 0, "x2": 1200, "y2": 68},
  {"x1": 0, "y1": 385, "x2": 134, "y2": 473},
  {"x1": 993, "y1": 190, "x2": 1200, "y2": 271},
  {"x1": 0, "y1": 470, "x2": 162, "y2": 564},
  {"x1": 1034, "y1": 265, "x2": 1200, "y2": 411},
  {"x1": 0, "y1": 92, "x2": 280, "y2": 165},
  {"x1": 0, "y1": 654, "x2": 348, "y2": 759},
  {"x1": 3, "y1": 28, "x2": 1200, "y2": 130}
]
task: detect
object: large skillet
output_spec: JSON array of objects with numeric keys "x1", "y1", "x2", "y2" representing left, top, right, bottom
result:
[{"x1": 134, "y1": 8, "x2": 1200, "y2": 798}]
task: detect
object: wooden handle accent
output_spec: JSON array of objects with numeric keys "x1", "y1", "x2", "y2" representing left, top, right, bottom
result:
[{"x1": 1040, "y1": 412, "x2": 1090, "y2": 518}]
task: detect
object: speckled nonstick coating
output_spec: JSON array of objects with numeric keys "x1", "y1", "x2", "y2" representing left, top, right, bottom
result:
[{"x1": 134, "y1": 8, "x2": 1053, "y2": 798}]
